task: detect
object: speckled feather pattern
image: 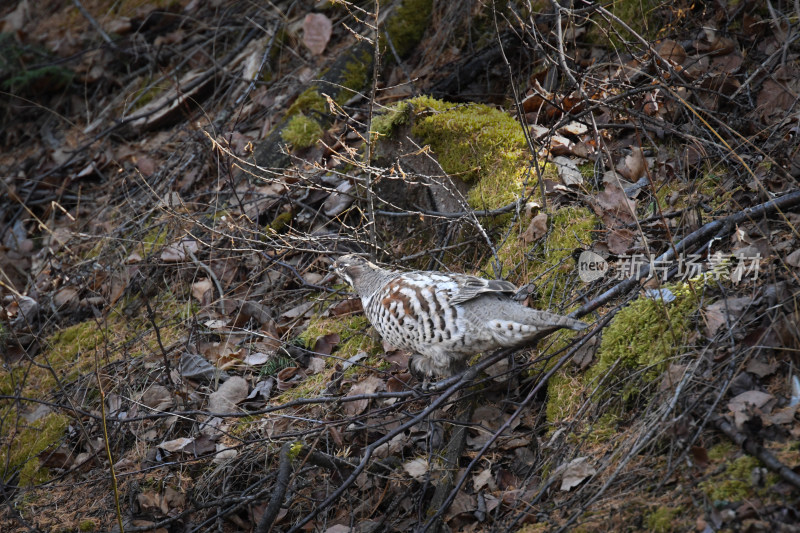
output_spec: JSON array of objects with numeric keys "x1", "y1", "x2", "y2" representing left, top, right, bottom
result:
[{"x1": 332, "y1": 255, "x2": 587, "y2": 377}]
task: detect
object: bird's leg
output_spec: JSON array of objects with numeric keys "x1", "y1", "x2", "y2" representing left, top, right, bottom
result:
[{"x1": 408, "y1": 354, "x2": 438, "y2": 392}]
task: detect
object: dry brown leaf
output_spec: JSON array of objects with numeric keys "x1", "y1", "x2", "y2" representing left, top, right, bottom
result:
[
  {"x1": 343, "y1": 375, "x2": 384, "y2": 416},
  {"x1": 402, "y1": 458, "x2": 429, "y2": 481},
  {"x1": 552, "y1": 156, "x2": 583, "y2": 186},
  {"x1": 521, "y1": 213, "x2": 548, "y2": 244},
  {"x1": 615, "y1": 147, "x2": 646, "y2": 181},
  {"x1": 207, "y1": 376, "x2": 248, "y2": 413},
  {"x1": 386, "y1": 372, "x2": 412, "y2": 392},
  {"x1": 281, "y1": 301, "x2": 316, "y2": 319},
  {"x1": 53, "y1": 287, "x2": 79, "y2": 309},
  {"x1": 728, "y1": 390, "x2": 775, "y2": 428},
  {"x1": 243, "y1": 352, "x2": 271, "y2": 366},
  {"x1": 745, "y1": 357, "x2": 778, "y2": 378},
  {"x1": 559, "y1": 457, "x2": 596, "y2": 491},
  {"x1": 785, "y1": 248, "x2": 800, "y2": 268},
  {"x1": 191, "y1": 278, "x2": 214, "y2": 304},
  {"x1": 607, "y1": 228, "x2": 635, "y2": 255},
  {"x1": 313, "y1": 333, "x2": 340, "y2": 356},
  {"x1": 161, "y1": 238, "x2": 199, "y2": 262},
  {"x1": 303, "y1": 13, "x2": 332, "y2": 55},
  {"x1": 141, "y1": 384, "x2": 174, "y2": 411},
  {"x1": 656, "y1": 39, "x2": 686, "y2": 65},
  {"x1": 331, "y1": 298, "x2": 362, "y2": 316},
  {"x1": 158, "y1": 437, "x2": 194, "y2": 453},
  {"x1": 594, "y1": 185, "x2": 636, "y2": 225},
  {"x1": 135, "y1": 155, "x2": 157, "y2": 177}
]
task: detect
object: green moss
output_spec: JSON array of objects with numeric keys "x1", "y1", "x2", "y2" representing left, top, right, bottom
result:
[
  {"x1": 700, "y1": 455, "x2": 765, "y2": 503},
  {"x1": 288, "y1": 441, "x2": 304, "y2": 460},
  {"x1": 267, "y1": 210, "x2": 294, "y2": 232},
  {"x1": 1, "y1": 413, "x2": 69, "y2": 485},
  {"x1": 21, "y1": 320, "x2": 109, "y2": 392},
  {"x1": 128, "y1": 78, "x2": 166, "y2": 112},
  {"x1": 140, "y1": 224, "x2": 169, "y2": 256},
  {"x1": 273, "y1": 371, "x2": 329, "y2": 404},
  {"x1": 2, "y1": 65, "x2": 74, "y2": 95},
  {"x1": 281, "y1": 114, "x2": 323, "y2": 149},
  {"x1": 372, "y1": 100, "x2": 413, "y2": 138},
  {"x1": 79, "y1": 519, "x2": 97, "y2": 532},
  {"x1": 578, "y1": 162, "x2": 596, "y2": 180},
  {"x1": 410, "y1": 96, "x2": 529, "y2": 210},
  {"x1": 299, "y1": 314, "x2": 377, "y2": 359},
  {"x1": 707, "y1": 442, "x2": 736, "y2": 461},
  {"x1": 383, "y1": 0, "x2": 433, "y2": 58},
  {"x1": 498, "y1": 205, "x2": 597, "y2": 289},
  {"x1": 286, "y1": 88, "x2": 328, "y2": 117},
  {"x1": 645, "y1": 506, "x2": 678, "y2": 533},
  {"x1": 341, "y1": 55, "x2": 370, "y2": 93},
  {"x1": 587, "y1": 283, "x2": 699, "y2": 401},
  {"x1": 546, "y1": 370, "x2": 583, "y2": 427}
]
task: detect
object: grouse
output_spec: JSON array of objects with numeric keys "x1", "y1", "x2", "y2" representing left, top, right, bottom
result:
[{"x1": 332, "y1": 255, "x2": 588, "y2": 378}]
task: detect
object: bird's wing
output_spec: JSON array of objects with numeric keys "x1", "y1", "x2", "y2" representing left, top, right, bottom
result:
[{"x1": 445, "y1": 274, "x2": 518, "y2": 305}]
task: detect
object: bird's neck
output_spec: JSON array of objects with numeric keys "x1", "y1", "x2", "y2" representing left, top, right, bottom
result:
[{"x1": 355, "y1": 268, "x2": 395, "y2": 302}]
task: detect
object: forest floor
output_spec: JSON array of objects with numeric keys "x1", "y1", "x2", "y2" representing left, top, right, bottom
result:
[{"x1": 1, "y1": 0, "x2": 800, "y2": 532}]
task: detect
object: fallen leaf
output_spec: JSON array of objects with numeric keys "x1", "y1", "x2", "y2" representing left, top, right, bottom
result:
[
  {"x1": 594, "y1": 185, "x2": 636, "y2": 225},
  {"x1": 179, "y1": 352, "x2": 229, "y2": 382},
  {"x1": 281, "y1": 301, "x2": 316, "y2": 319},
  {"x1": 158, "y1": 437, "x2": 194, "y2": 453},
  {"x1": 161, "y1": 238, "x2": 199, "y2": 262},
  {"x1": 559, "y1": 457, "x2": 596, "y2": 491},
  {"x1": 307, "y1": 356, "x2": 326, "y2": 374},
  {"x1": 615, "y1": 147, "x2": 647, "y2": 181},
  {"x1": 402, "y1": 458, "x2": 429, "y2": 481},
  {"x1": 343, "y1": 375, "x2": 384, "y2": 416},
  {"x1": 191, "y1": 278, "x2": 214, "y2": 304},
  {"x1": 690, "y1": 446, "x2": 709, "y2": 469},
  {"x1": 324, "y1": 525, "x2": 351, "y2": 533},
  {"x1": 53, "y1": 287, "x2": 80, "y2": 310},
  {"x1": 243, "y1": 352, "x2": 271, "y2": 366},
  {"x1": 213, "y1": 443, "x2": 238, "y2": 464},
  {"x1": 607, "y1": 228, "x2": 635, "y2": 255},
  {"x1": 552, "y1": 156, "x2": 584, "y2": 186},
  {"x1": 247, "y1": 378, "x2": 275, "y2": 400},
  {"x1": 207, "y1": 376, "x2": 248, "y2": 412},
  {"x1": 473, "y1": 468, "x2": 494, "y2": 491},
  {"x1": 331, "y1": 298, "x2": 362, "y2": 315},
  {"x1": 785, "y1": 248, "x2": 800, "y2": 268},
  {"x1": 303, "y1": 13, "x2": 332, "y2": 55},
  {"x1": 521, "y1": 213, "x2": 548, "y2": 244},
  {"x1": 745, "y1": 357, "x2": 778, "y2": 378},
  {"x1": 141, "y1": 384, "x2": 174, "y2": 411},
  {"x1": 765, "y1": 405, "x2": 798, "y2": 426},
  {"x1": 323, "y1": 180, "x2": 355, "y2": 216},
  {"x1": 728, "y1": 390, "x2": 775, "y2": 428},
  {"x1": 313, "y1": 333, "x2": 340, "y2": 356}
]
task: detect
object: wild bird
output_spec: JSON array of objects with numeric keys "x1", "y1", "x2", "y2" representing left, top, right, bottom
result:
[{"x1": 332, "y1": 255, "x2": 588, "y2": 378}]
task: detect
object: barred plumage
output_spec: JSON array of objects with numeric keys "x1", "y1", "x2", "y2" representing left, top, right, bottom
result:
[{"x1": 332, "y1": 255, "x2": 588, "y2": 378}]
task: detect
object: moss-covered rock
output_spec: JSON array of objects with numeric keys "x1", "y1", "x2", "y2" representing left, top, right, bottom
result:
[
  {"x1": 383, "y1": 0, "x2": 433, "y2": 58},
  {"x1": 700, "y1": 453, "x2": 777, "y2": 503},
  {"x1": 645, "y1": 506, "x2": 679, "y2": 533},
  {"x1": 281, "y1": 114, "x2": 324, "y2": 149},
  {"x1": 0, "y1": 412, "x2": 69, "y2": 486},
  {"x1": 546, "y1": 283, "x2": 700, "y2": 429},
  {"x1": 586, "y1": 283, "x2": 699, "y2": 398}
]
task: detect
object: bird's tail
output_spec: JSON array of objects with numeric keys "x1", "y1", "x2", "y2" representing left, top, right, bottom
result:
[{"x1": 526, "y1": 310, "x2": 588, "y2": 332}]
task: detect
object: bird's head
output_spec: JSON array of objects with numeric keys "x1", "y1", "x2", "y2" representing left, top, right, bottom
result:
[{"x1": 331, "y1": 254, "x2": 380, "y2": 294}]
